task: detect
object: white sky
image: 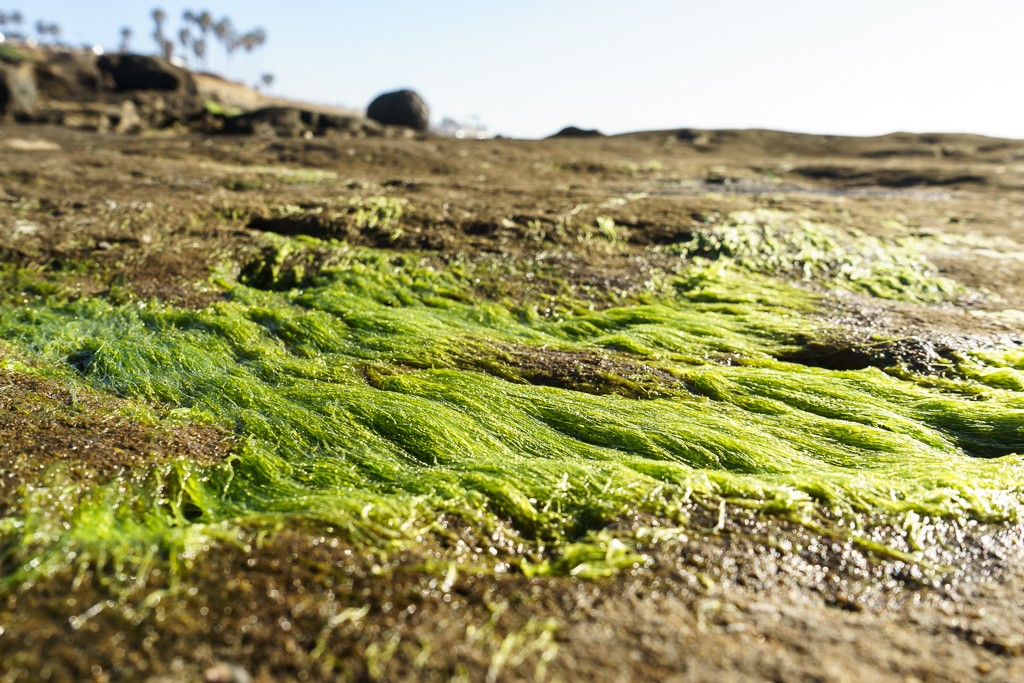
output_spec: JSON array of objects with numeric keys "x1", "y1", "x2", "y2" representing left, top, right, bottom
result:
[{"x1": 26, "y1": 0, "x2": 1024, "y2": 139}]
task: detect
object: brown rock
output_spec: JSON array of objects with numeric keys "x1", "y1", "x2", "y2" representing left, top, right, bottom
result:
[
  {"x1": 0, "y1": 62, "x2": 37, "y2": 117},
  {"x1": 33, "y1": 52, "x2": 106, "y2": 102},
  {"x1": 114, "y1": 100, "x2": 143, "y2": 134}
]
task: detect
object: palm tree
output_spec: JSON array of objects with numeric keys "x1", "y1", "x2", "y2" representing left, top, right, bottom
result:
[
  {"x1": 35, "y1": 20, "x2": 61, "y2": 44},
  {"x1": 119, "y1": 26, "x2": 133, "y2": 53},
  {"x1": 193, "y1": 38, "x2": 207, "y2": 70},
  {"x1": 213, "y1": 17, "x2": 238, "y2": 74},
  {"x1": 178, "y1": 26, "x2": 192, "y2": 63},
  {"x1": 213, "y1": 17, "x2": 233, "y2": 46},
  {"x1": 6, "y1": 11, "x2": 23, "y2": 41},
  {"x1": 198, "y1": 11, "x2": 213, "y2": 35},
  {"x1": 251, "y1": 28, "x2": 268, "y2": 52},
  {"x1": 238, "y1": 28, "x2": 268, "y2": 81},
  {"x1": 239, "y1": 31, "x2": 256, "y2": 55},
  {"x1": 260, "y1": 72, "x2": 274, "y2": 92},
  {"x1": 152, "y1": 7, "x2": 167, "y2": 55},
  {"x1": 196, "y1": 11, "x2": 214, "y2": 70}
]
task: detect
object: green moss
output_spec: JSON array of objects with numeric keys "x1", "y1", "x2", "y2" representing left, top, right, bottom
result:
[{"x1": 0, "y1": 240, "x2": 1021, "y2": 591}]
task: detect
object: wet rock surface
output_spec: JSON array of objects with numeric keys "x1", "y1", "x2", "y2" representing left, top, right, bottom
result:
[
  {"x1": 0, "y1": 369, "x2": 234, "y2": 516},
  {"x1": 0, "y1": 121, "x2": 1023, "y2": 680},
  {"x1": 3, "y1": 511, "x2": 1022, "y2": 682},
  {"x1": 782, "y1": 333, "x2": 1024, "y2": 374}
]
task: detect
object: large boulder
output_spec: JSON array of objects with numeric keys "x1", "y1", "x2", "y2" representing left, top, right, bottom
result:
[
  {"x1": 0, "y1": 62, "x2": 38, "y2": 117},
  {"x1": 366, "y1": 89, "x2": 429, "y2": 131},
  {"x1": 96, "y1": 54, "x2": 196, "y2": 94}
]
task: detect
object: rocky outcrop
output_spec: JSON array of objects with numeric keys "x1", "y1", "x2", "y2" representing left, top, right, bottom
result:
[
  {"x1": 366, "y1": 89, "x2": 429, "y2": 131},
  {"x1": 221, "y1": 106, "x2": 304, "y2": 137},
  {"x1": 216, "y1": 105, "x2": 382, "y2": 138},
  {"x1": 0, "y1": 48, "x2": 206, "y2": 131},
  {"x1": 0, "y1": 62, "x2": 37, "y2": 117},
  {"x1": 33, "y1": 52, "x2": 106, "y2": 102},
  {"x1": 96, "y1": 54, "x2": 196, "y2": 94},
  {"x1": 1, "y1": 46, "x2": 378, "y2": 138}
]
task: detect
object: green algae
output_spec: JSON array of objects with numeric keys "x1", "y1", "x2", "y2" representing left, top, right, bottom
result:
[
  {"x1": 668, "y1": 209, "x2": 964, "y2": 302},
  {"x1": 956, "y1": 348, "x2": 1024, "y2": 392},
  {"x1": 1, "y1": 237, "x2": 1022, "y2": 590}
]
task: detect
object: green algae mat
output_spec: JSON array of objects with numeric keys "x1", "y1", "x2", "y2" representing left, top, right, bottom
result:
[{"x1": 2, "y1": 219, "x2": 1023, "y2": 593}]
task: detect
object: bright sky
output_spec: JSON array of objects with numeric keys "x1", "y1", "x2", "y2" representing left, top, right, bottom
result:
[{"x1": 24, "y1": 1, "x2": 1024, "y2": 139}]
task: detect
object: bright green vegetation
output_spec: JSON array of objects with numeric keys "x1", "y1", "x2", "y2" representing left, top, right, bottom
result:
[
  {"x1": 348, "y1": 195, "x2": 407, "y2": 243},
  {"x1": 203, "y1": 101, "x2": 244, "y2": 118},
  {"x1": 957, "y1": 348, "x2": 1024, "y2": 392},
  {"x1": 670, "y1": 210, "x2": 963, "y2": 302},
  {"x1": 0, "y1": 44, "x2": 32, "y2": 63},
  {"x1": 1, "y1": 233, "x2": 1022, "y2": 591}
]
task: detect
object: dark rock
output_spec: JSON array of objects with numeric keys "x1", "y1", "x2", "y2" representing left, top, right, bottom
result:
[
  {"x1": 215, "y1": 105, "x2": 378, "y2": 138},
  {"x1": 317, "y1": 111, "x2": 371, "y2": 133},
  {"x1": 0, "y1": 62, "x2": 37, "y2": 117},
  {"x1": 128, "y1": 90, "x2": 204, "y2": 129},
  {"x1": 222, "y1": 106, "x2": 305, "y2": 137},
  {"x1": 366, "y1": 89, "x2": 429, "y2": 131},
  {"x1": 549, "y1": 126, "x2": 604, "y2": 139},
  {"x1": 675, "y1": 128, "x2": 717, "y2": 144},
  {"x1": 96, "y1": 54, "x2": 196, "y2": 94},
  {"x1": 676, "y1": 129, "x2": 714, "y2": 147}
]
